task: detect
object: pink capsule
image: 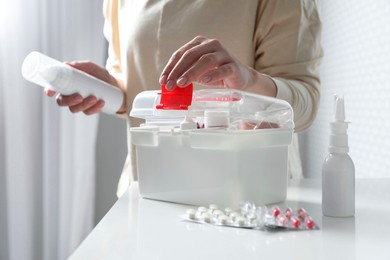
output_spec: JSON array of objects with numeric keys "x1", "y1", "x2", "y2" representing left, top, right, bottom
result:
[
  {"x1": 285, "y1": 208, "x2": 293, "y2": 219},
  {"x1": 305, "y1": 217, "x2": 315, "y2": 229},
  {"x1": 272, "y1": 206, "x2": 281, "y2": 217},
  {"x1": 277, "y1": 214, "x2": 288, "y2": 226},
  {"x1": 290, "y1": 216, "x2": 301, "y2": 229},
  {"x1": 297, "y1": 208, "x2": 307, "y2": 220}
]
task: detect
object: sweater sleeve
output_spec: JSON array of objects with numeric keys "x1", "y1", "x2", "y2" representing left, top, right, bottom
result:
[
  {"x1": 103, "y1": 0, "x2": 123, "y2": 85},
  {"x1": 103, "y1": 0, "x2": 129, "y2": 118},
  {"x1": 254, "y1": 0, "x2": 323, "y2": 132}
]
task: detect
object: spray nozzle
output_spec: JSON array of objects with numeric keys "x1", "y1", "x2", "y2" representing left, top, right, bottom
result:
[
  {"x1": 334, "y1": 95, "x2": 345, "y2": 122},
  {"x1": 329, "y1": 94, "x2": 349, "y2": 153}
]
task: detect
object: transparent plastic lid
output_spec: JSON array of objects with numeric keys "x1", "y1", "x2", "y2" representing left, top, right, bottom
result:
[{"x1": 130, "y1": 86, "x2": 294, "y2": 130}]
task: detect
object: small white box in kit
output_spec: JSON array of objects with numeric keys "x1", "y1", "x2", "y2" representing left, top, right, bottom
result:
[{"x1": 130, "y1": 85, "x2": 294, "y2": 207}]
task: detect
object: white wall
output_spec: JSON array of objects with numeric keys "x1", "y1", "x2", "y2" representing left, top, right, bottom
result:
[{"x1": 300, "y1": 1, "x2": 390, "y2": 178}]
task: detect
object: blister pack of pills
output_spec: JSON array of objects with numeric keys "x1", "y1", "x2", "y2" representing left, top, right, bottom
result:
[{"x1": 180, "y1": 202, "x2": 318, "y2": 231}]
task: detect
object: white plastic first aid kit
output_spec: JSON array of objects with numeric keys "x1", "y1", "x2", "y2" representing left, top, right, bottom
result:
[{"x1": 129, "y1": 84, "x2": 294, "y2": 207}]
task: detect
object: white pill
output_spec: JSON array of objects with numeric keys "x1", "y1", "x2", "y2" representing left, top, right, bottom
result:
[
  {"x1": 213, "y1": 209, "x2": 224, "y2": 217},
  {"x1": 236, "y1": 216, "x2": 246, "y2": 226},
  {"x1": 186, "y1": 209, "x2": 197, "y2": 220},
  {"x1": 218, "y1": 215, "x2": 229, "y2": 225},
  {"x1": 246, "y1": 214, "x2": 257, "y2": 224},
  {"x1": 203, "y1": 212, "x2": 212, "y2": 223},
  {"x1": 198, "y1": 206, "x2": 208, "y2": 214},
  {"x1": 230, "y1": 212, "x2": 241, "y2": 221},
  {"x1": 198, "y1": 207, "x2": 207, "y2": 212},
  {"x1": 195, "y1": 211, "x2": 203, "y2": 220},
  {"x1": 225, "y1": 208, "x2": 233, "y2": 216}
]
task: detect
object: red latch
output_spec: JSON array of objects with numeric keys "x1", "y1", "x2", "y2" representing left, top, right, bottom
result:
[{"x1": 156, "y1": 84, "x2": 193, "y2": 110}]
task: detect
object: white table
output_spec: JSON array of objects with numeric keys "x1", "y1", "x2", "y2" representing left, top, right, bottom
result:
[{"x1": 69, "y1": 179, "x2": 390, "y2": 260}]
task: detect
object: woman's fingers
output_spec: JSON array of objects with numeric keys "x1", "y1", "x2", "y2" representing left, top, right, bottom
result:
[
  {"x1": 56, "y1": 93, "x2": 83, "y2": 107},
  {"x1": 176, "y1": 52, "x2": 227, "y2": 87},
  {"x1": 200, "y1": 62, "x2": 244, "y2": 88},
  {"x1": 55, "y1": 93, "x2": 104, "y2": 115},
  {"x1": 82, "y1": 100, "x2": 105, "y2": 115},
  {"x1": 159, "y1": 36, "x2": 207, "y2": 86},
  {"x1": 45, "y1": 61, "x2": 117, "y2": 115},
  {"x1": 67, "y1": 61, "x2": 118, "y2": 87},
  {"x1": 66, "y1": 95, "x2": 97, "y2": 113},
  {"x1": 160, "y1": 36, "x2": 243, "y2": 90},
  {"x1": 66, "y1": 61, "x2": 97, "y2": 76},
  {"x1": 160, "y1": 36, "x2": 226, "y2": 90}
]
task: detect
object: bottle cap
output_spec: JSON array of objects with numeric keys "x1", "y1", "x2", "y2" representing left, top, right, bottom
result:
[
  {"x1": 204, "y1": 110, "x2": 230, "y2": 128},
  {"x1": 21, "y1": 51, "x2": 71, "y2": 93}
]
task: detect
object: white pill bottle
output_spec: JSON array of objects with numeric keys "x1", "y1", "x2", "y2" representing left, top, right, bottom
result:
[
  {"x1": 322, "y1": 95, "x2": 355, "y2": 217},
  {"x1": 21, "y1": 51, "x2": 124, "y2": 114}
]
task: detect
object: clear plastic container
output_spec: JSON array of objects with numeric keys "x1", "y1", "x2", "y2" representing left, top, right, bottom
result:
[
  {"x1": 21, "y1": 51, "x2": 123, "y2": 114},
  {"x1": 130, "y1": 85, "x2": 294, "y2": 207}
]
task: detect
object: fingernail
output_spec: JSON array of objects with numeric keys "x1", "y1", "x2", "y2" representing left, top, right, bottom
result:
[
  {"x1": 73, "y1": 95, "x2": 83, "y2": 103},
  {"x1": 97, "y1": 100, "x2": 105, "y2": 108},
  {"x1": 166, "y1": 80, "x2": 175, "y2": 90},
  {"x1": 159, "y1": 74, "x2": 167, "y2": 84},
  {"x1": 176, "y1": 76, "x2": 187, "y2": 87},
  {"x1": 201, "y1": 76, "x2": 211, "y2": 84},
  {"x1": 87, "y1": 96, "x2": 97, "y2": 104}
]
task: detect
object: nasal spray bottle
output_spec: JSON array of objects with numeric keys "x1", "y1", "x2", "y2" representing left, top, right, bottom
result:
[
  {"x1": 21, "y1": 51, "x2": 124, "y2": 114},
  {"x1": 322, "y1": 95, "x2": 355, "y2": 217}
]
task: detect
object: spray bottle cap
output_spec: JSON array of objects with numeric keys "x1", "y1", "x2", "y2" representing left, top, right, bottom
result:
[{"x1": 329, "y1": 95, "x2": 350, "y2": 153}]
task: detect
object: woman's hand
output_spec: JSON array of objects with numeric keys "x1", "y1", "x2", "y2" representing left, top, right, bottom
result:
[
  {"x1": 45, "y1": 61, "x2": 123, "y2": 115},
  {"x1": 159, "y1": 35, "x2": 276, "y2": 97}
]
